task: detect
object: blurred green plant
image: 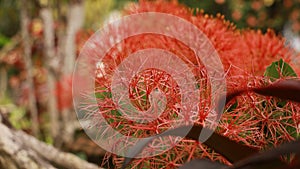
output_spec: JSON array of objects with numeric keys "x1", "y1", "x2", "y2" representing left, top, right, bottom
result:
[
  {"x1": 0, "y1": 0, "x2": 20, "y2": 38},
  {"x1": 84, "y1": 0, "x2": 115, "y2": 30},
  {"x1": 8, "y1": 106, "x2": 31, "y2": 130},
  {"x1": 0, "y1": 96, "x2": 31, "y2": 130},
  {"x1": 75, "y1": 152, "x2": 88, "y2": 160},
  {"x1": 0, "y1": 34, "x2": 10, "y2": 48}
]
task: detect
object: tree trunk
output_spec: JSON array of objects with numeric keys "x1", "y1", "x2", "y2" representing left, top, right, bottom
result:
[
  {"x1": 0, "y1": 66, "x2": 7, "y2": 98},
  {"x1": 63, "y1": 1, "x2": 84, "y2": 75},
  {"x1": 0, "y1": 118, "x2": 102, "y2": 169},
  {"x1": 20, "y1": 0, "x2": 39, "y2": 136},
  {"x1": 40, "y1": 6, "x2": 60, "y2": 145},
  {"x1": 61, "y1": 0, "x2": 85, "y2": 145}
]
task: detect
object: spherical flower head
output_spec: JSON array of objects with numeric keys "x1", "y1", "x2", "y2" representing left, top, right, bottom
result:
[{"x1": 87, "y1": 0, "x2": 300, "y2": 168}]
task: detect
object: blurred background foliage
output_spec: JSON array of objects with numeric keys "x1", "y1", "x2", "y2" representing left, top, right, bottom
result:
[
  {"x1": 0, "y1": 0, "x2": 300, "y2": 52},
  {"x1": 0, "y1": 0, "x2": 18, "y2": 48},
  {"x1": 88, "y1": 0, "x2": 300, "y2": 34},
  {"x1": 180, "y1": 0, "x2": 300, "y2": 33},
  {"x1": 84, "y1": 0, "x2": 115, "y2": 29},
  {"x1": 1, "y1": 0, "x2": 300, "y2": 42}
]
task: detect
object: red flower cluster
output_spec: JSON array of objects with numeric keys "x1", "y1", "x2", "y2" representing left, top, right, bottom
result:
[{"x1": 88, "y1": 0, "x2": 300, "y2": 168}]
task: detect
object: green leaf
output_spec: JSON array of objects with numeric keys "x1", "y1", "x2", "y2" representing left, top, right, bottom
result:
[
  {"x1": 264, "y1": 59, "x2": 297, "y2": 81},
  {"x1": 263, "y1": 59, "x2": 298, "y2": 107}
]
